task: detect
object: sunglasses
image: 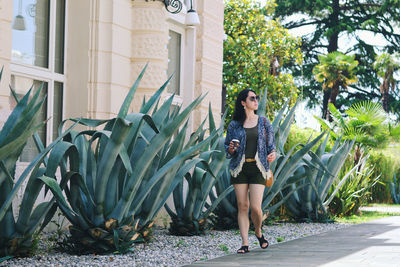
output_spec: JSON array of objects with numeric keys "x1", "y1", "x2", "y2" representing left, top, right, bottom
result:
[{"x1": 248, "y1": 96, "x2": 259, "y2": 102}]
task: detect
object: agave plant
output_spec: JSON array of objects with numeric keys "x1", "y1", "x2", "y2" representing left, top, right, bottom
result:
[
  {"x1": 390, "y1": 171, "x2": 400, "y2": 204},
  {"x1": 261, "y1": 99, "x2": 327, "y2": 217},
  {"x1": 41, "y1": 65, "x2": 216, "y2": 253},
  {"x1": 281, "y1": 134, "x2": 356, "y2": 221},
  {"x1": 210, "y1": 160, "x2": 238, "y2": 230},
  {"x1": 0, "y1": 68, "x2": 75, "y2": 261},
  {"x1": 330, "y1": 156, "x2": 380, "y2": 216},
  {"x1": 165, "y1": 105, "x2": 234, "y2": 235}
]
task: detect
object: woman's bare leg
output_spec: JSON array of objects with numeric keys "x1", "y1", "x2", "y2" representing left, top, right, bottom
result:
[
  {"x1": 234, "y1": 184, "x2": 250, "y2": 247},
  {"x1": 249, "y1": 184, "x2": 267, "y2": 248}
]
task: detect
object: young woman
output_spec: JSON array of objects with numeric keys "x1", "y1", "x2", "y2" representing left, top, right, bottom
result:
[{"x1": 224, "y1": 89, "x2": 276, "y2": 254}]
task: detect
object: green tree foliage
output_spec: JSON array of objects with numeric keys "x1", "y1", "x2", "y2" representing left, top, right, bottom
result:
[
  {"x1": 313, "y1": 52, "x2": 358, "y2": 120},
  {"x1": 274, "y1": 0, "x2": 400, "y2": 118},
  {"x1": 223, "y1": 0, "x2": 303, "y2": 122},
  {"x1": 373, "y1": 52, "x2": 400, "y2": 112}
]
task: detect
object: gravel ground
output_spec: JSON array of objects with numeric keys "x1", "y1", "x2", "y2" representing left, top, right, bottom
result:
[{"x1": 1, "y1": 222, "x2": 350, "y2": 267}]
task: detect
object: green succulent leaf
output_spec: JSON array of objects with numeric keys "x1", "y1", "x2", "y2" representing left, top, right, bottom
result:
[
  {"x1": 118, "y1": 63, "x2": 148, "y2": 119},
  {"x1": 39, "y1": 176, "x2": 78, "y2": 220}
]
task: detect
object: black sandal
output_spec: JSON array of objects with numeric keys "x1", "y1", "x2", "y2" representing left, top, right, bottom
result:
[
  {"x1": 255, "y1": 234, "x2": 269, "y2": 249},
  {"x1": 237, "y1": 245, "x2": 249, "y2": 254}
]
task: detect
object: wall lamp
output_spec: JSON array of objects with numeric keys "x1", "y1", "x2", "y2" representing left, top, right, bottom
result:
[
  {"x1": 146, "y1": 0, "x2": 200, "y2": 26},
  {"x1": 12, "y1": 0, "x2": 26, "y2": 31},
  {"x1": 162, "y1": 0, "x2": 183, "y2": 14},
  {"x1": 185, "y1": 0, "x2": 200, "y2": 26}
]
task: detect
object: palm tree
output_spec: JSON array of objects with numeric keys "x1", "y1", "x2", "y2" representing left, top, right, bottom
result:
[
  {"x1": 313, "y1": 52, "x2": 358, "y2": 120},
  {"x1": 373, "y1": 52, "x2": 400, "y2": 112},
  {"x1": 316, "y1": 101, "x2": 389, "y2": 165}
]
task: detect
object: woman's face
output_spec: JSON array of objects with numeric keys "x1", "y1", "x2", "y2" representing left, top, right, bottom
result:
[{"x1": 241, "y1": 91, "x2": 259, "y2": 111}]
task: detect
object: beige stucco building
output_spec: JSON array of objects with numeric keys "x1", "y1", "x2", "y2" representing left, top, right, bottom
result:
[
  {"x1": 0, "y1": 0, "x2": 224, "y2": 217},
  {"x1": 0, "y1": 0, "x2": 223, "y2": 148}
]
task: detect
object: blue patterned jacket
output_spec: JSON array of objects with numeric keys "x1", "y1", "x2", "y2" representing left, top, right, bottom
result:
[{"x1": 224, "y1": 116, "x2": 276, "y2": 179}]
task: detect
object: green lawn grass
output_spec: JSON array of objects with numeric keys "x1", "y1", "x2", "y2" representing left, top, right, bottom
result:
[
  {"x1": 334, "y1": 210, "x2": 400, "y2": 224},
  {"x1": 367, "y1": 203, "x2": 400, "y2": 207}
]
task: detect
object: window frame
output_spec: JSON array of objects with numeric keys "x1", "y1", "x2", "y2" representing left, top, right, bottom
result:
[
  {"x1": 167, "y1": 11, "x2": 187, "y2": 106},
  {"x1": 10, "y1": 0, "x2": 67, "y2": 146}
]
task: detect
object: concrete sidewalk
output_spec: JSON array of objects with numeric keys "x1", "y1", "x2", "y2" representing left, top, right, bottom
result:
[{"x1": 184, "y1": 216, "x2": 400, "y2": 267}]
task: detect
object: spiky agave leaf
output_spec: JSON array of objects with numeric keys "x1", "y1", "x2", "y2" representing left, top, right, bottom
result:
[
  {"x1": 0, "y1": 79, "x2": 78, "y2": 258},
  {"x1": 166, "y1": 106, "x2": 233, "y2": 235},
  {"x1": 390, "y1": 172, "x2": 400, "y2": 204}
]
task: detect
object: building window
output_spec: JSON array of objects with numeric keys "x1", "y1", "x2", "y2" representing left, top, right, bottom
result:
[
  {"x1": 167, "y1": 30, "x2": 182, "y2": 95},
  {"x1": 12, "y1": 0, "x2": 50, "y2": 67},
  {"x1": 11, "y1": 0, "x2": 66, "y2": 162},
  {"x1": 167, "y1": 19, "x2": 187, "y2": 98}
]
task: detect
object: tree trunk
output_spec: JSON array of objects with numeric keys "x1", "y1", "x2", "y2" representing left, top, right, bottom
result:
[
  {"x1": 322, "y1": 0, "x2": 340, "y2": 121},
  {"x1": 326, "y1": 84, "x2": 340, "y2": 121},
  {"x1": 327, "y1": 0, "x2": 340, "y2": 53},
  {"x1": 329, "y1": 85, "x2": 340, "y2": 107},
  {"x1": 382, "y1": 89, "x2": 389, "y2": 112},
  {"x1": 381, "y1": 74, "x2": 390, "y2": 112},
  {"x1": 322, "y1": 89, "x2": 331, "y2": 121}
]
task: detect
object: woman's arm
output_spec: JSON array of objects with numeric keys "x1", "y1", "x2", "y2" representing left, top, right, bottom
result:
[
  {"x1": 265, "y1": 118, "x2": 276, "y2": 162},
  {"x1": 224, "y1": 122, "x2": 235, "y2": 158},
  {"x1": 265, "y1": 118, "x2": 276, "y2": 154}
]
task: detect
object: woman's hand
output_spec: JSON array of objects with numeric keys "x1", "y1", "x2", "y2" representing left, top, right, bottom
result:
[
  {"x1": 267, "y1": 151, "x2": 276, "y2": 162},
  {"x1": 228, "y1": 141, "x2": 239, "y2": 155}
]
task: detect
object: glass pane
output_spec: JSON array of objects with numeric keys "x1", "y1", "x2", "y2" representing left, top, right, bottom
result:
[
  {"x1": 53, "y1": 82, "x2": 63, "y2": 140},
  {"x1": 55, "y1": 0, "x2": 65, "y2": 74},
  {"x1": 167, "y1": 30, "x2": 181, "y2": 95},
  {"x1": 11, "y1": 0, "x2": 50, "y2": 68},
  {"x1": 10, "y1": 75, "x2": 47, "y2": 162}
]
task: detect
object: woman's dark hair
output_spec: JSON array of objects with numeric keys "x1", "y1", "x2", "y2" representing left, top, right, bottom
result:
[{"x1": 232, "y1": 89, "x2": 257, "y2": 123}]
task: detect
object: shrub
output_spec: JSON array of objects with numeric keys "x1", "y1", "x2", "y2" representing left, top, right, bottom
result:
[
  {"x1": 284, "y1": 125, "x2": 334, "y2": 153},
  {"x1": 329, "y1": 156, "x2": 381, "y2": 216},
  {"x1": 368, "y1": 148, "x2": 400, "y2": 203}
]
